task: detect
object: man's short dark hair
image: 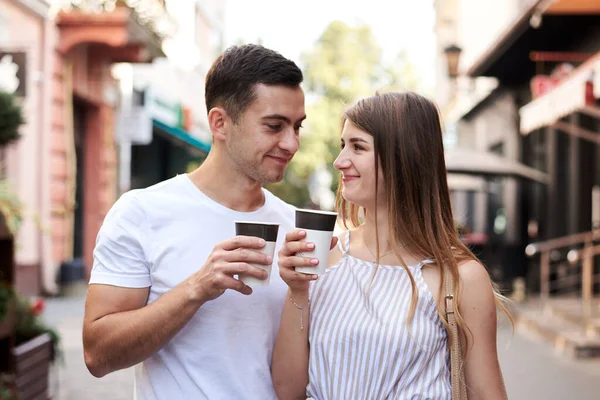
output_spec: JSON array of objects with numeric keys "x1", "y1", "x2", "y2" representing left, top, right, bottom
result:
[{"x1": 205, "y1": 44, "x2": 303, "y2": 123}]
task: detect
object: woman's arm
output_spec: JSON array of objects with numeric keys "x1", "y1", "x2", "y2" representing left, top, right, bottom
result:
[
  {"x1": 458, "y1": 260, "x2": 507, "y2": 400},
  {"x1": 272, "y1": 288, "x2": 311, "y2": 400},
  {"x1": 272, "y1": 229, "x2": 318, "y2": 400},
  {"x1": 272, "y1": 229, "x2": 338, "y2": 400}
]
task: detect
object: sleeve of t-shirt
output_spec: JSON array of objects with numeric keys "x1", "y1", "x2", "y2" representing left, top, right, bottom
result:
[{"x1": 89, "y1": 191, "x2": 151, "y2": 288}]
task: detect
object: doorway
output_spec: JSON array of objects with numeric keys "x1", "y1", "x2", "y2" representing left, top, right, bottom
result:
[{"x1": 72, "y1": 99, "x2": 86, "y2": 265}]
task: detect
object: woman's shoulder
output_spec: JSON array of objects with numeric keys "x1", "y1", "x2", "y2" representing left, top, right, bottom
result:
[
  {"x1": 325, "y1": 228, "x2": 357, "y2": 268},
  {"x1": 327, "y1": 234, "x2": 345, "y2": 267},
  {"x1": 457, "y1": 259, "x2": 491, "y2": 289},
  {"x1": 457, "y1": 259, "x2": 497, "y2": 312}
]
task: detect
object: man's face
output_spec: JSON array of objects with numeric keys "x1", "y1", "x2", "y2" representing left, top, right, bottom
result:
[{"x1": 226, "y1": 84, "x2": 306, "y2": 184}]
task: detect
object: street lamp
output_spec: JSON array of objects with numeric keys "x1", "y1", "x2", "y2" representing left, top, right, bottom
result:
[{"x1": 444, "y1": 44, "x2": 462, "y2": 78}]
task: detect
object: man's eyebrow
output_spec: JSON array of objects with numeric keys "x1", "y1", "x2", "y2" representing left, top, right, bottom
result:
[{"x1": 262, "y1": 114, "x2": 307, "y2": 124}]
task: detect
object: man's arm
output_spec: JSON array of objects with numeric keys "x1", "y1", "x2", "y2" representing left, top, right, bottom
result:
[
  {"x1": 83, "y1": 282, "x2": 204, "y2": 377},
  {"x1": 82, "y1": 235, "x2": 272, "y2": 377}
]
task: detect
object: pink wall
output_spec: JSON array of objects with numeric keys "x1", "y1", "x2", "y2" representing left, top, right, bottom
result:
[{"x1": 0, "y1": 0, "x2": 54, "y2": 293}]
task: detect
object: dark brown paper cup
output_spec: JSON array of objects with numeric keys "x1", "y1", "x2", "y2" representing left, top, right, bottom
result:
[
  {"x1": 235, "y1": 221, "x2": 280, "y2": 287},
  {"x1": 294, "y1": 209, "x2": 338, "y2": 275}
]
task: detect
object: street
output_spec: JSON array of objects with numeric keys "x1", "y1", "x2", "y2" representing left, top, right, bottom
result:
[{"x1": 43, "y1": 295, "x2": 600, "y2": 400}]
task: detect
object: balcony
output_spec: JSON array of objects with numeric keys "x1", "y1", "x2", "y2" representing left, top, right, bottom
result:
[{"x1": 56, "y1": 0, "x2": 177, "y2": 59}]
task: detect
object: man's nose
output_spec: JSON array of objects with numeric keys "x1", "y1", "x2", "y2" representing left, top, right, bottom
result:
[{"x1": 278, "y1": 128, "x2": 299, "y2": 154}]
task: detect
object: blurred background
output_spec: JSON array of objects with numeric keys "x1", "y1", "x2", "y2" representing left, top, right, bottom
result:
[{"x1": 0, "y1": 0, "x2": 600, "y2": 398}]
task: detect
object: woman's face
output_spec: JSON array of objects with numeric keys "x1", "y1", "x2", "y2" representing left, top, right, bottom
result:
[{"x1": 333, "y1": 120, "x2": 385, "y2": 209}]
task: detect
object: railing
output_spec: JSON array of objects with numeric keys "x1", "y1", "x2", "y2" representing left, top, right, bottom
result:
[{"x1": 526, "y1": 229, "x2": 600, "y2": 326}]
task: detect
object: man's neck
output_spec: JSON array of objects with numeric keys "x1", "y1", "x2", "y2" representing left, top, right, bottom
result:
[{"x1": 187, "y1": 153, "x2": 265, "y2": 212}]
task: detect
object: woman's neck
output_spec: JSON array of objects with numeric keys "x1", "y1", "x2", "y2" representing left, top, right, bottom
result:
[{"x1": 361, "y1": 208, "x2": 392, "y2": 253}]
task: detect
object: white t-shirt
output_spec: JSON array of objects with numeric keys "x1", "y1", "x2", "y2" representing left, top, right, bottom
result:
[{"x1": 89, "y1": 174, "x2": 295, "y2": 400}]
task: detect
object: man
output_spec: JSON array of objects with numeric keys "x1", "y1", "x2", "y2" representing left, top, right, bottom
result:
[{"x1": 83, "y1": 44, "x2": 306, "y2": 399}]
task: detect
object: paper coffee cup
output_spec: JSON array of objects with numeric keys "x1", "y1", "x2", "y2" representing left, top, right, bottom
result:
[
  {"x1": 294, "y1": 209, "x2": 338, "y2": 275},
  {"x1": 235, "y1": 221, "x2": 280, "y2": 287}
]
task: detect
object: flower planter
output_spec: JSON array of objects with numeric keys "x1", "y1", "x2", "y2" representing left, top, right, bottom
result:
[
  {"x1": 0, "y1": 300, "x2": 14, "y2": 339},
  {"x1": 12, "y1": 333, "x2": 53, "y2": 400}
]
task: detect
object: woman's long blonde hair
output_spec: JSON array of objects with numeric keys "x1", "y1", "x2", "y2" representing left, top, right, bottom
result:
[{"x1": 336, "y1": 91, "x2": 512, "y2": 350}]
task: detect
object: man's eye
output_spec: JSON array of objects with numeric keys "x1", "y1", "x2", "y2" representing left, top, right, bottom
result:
[{"x1": 267, "y1": 124, "x2": 282, "y2": 131}]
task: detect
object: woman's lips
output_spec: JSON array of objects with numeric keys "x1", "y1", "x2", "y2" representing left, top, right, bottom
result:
[{"x1": 342, "y1": 175, "x2": 359, "y2": 183}]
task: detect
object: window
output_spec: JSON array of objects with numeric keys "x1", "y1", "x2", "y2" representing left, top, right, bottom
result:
[
  {"x1": 0, "y1": 10, "x2": 10, "y2": 44},
  {"x1": 443, "y1": 122, "x2": 458, "y2": 149}
]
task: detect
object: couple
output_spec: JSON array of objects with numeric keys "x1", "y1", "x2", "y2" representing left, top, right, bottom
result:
[{"x1": 82, "y1": 44, "x2": 509, "y2": 399}]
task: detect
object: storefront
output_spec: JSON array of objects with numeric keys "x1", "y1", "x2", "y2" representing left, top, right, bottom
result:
[
  {"x1": 121, "y1": 82, "x2": 211, "y2": 190},
  {"x1": 463, "y1": 0, "x2": 600, "y2": 293}
]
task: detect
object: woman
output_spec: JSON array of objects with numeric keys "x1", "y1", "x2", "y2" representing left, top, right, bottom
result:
[{"x1": 272, "y1": 92, "x2": 510, "y2": 399}]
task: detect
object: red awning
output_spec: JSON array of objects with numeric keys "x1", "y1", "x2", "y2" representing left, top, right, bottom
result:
[{"x1": 519, "y1": 52, "x2": 600, "y2": 134}]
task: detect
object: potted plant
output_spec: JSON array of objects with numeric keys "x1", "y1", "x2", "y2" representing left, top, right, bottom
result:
[
  {"x1": 0, "y1": 90, "x2": 58, "y2": 399},
  {"x1": 0, "y1": 286, "x2": 60, "y2": 399},
  {"x1": 0, "y1": 90, "x2": 23, "y2": 341},
  {"x1": 0, "y1": 90, "x2": 25, "y2": 148}
]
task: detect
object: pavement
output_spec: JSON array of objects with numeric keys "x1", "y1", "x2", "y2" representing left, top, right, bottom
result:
[
  {"x1": 43, "y1": 295, "x2": 134, "y2": 400},
  {"x1": 42, "y1": 294, "x2": 600, "y2": 400}
]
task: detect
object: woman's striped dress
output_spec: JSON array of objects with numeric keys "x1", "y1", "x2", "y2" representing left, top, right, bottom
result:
[{"x1": 306, "y1": 231, "x2": 451, "y2": 399}]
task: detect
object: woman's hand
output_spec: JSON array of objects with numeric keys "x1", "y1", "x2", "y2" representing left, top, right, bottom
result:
[{"x1": 278, "y1": 229, "x2": 338, "y2": 293}]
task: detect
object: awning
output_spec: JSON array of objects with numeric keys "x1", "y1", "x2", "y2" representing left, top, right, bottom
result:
[
  {"x1": 467, "y1": 1, "x2": 600, "y2": 82},
  {"x1": 445, "y1": 147, "x2": 549, "y2": 184},
  {"x1": 447, "y1": 174, "x2": 489, "y2": 192},
  {"x1": 152, "y1": 119, "x2": 211, "y2": 154},
  {"x1": 519, "y1": 54, "x2": 600, "y2": 134}
]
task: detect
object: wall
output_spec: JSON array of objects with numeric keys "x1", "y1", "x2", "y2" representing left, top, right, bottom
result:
[
  {"x1": 0, "y1": 0, "x2": 52, "y2": 294},
  {"x1": 52, "y1": 39, "x2": 120, "y2": 284}
]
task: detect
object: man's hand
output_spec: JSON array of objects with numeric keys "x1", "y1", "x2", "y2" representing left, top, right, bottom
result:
[{"x1": 190, "y1": 235, "x2": 272, "y2": 301}]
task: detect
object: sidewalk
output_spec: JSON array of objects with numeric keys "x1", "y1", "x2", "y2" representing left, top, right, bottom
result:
[
  {"x1": 43, "y1": 294, "x2": 600, "y2": 400},
  {"x1": 498, "y1": 315, "x2": 600, "y2": 400},
  {"x1": 43, "y1": 296, "x2": 133, "y2": 400}
]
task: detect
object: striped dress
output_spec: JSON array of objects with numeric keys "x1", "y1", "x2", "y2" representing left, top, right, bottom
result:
[{"x1": 306, "y1": 231, "x2": 451, "y2": 399}]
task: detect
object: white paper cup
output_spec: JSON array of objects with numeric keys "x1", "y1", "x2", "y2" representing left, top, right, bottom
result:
[
  {"x1": 235, "y1": 221, "x2": 279, "y2": 287},
  {"x1": 294, "y1": 209, "x2": 338, "y2": 275}
]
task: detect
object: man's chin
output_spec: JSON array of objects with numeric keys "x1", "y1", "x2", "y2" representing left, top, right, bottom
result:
[
  {"x1": 259, "y1": 170, "x2": 286, "y2": 185},
  {"x1": 261, "y1": 175, "x2": 285, "y2": 185}
]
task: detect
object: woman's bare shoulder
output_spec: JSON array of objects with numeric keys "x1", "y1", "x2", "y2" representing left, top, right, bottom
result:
[
  {"x1": 457, "y1": 259, "x2": 493, "y2": 289},
  {"x1": 457, "y1": 259, "x2": 496, "y2": 313}
]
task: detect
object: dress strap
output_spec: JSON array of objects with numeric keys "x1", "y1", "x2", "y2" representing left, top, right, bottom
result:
[
  {"x1": 415, "y1": 259, "x2": 434, "y2": 269},
  {"x1": 337, "y1": 230, "x2": 351, "y2": 256}
]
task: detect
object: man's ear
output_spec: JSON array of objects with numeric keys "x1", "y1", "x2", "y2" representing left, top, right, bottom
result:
[{"x1": 208, "y1": 107, "x2": 229, "y2": 141}]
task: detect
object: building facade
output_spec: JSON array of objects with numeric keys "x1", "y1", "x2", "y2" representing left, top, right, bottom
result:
[
  {"x1": 121, "y1": 0, "x2": 225, "y2": 192},
  {"x1": 1, "y1": 0, "x2": 178, "y2": 295},
  {"x1": 0, "y1": 0, "x2": 55, "y2": 295},
  {"x1": 434, "y1": 0, "x2": 600, "y2": 295}
]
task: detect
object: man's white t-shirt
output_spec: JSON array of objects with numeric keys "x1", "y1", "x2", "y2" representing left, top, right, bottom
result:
[{"x1": 89, "y1": 174, "x2": 296, "y2": 400}]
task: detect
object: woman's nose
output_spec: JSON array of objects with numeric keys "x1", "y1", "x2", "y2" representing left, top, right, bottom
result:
[{"x1": 333, "y1": 154, "x2": 350, "y2": 170}]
